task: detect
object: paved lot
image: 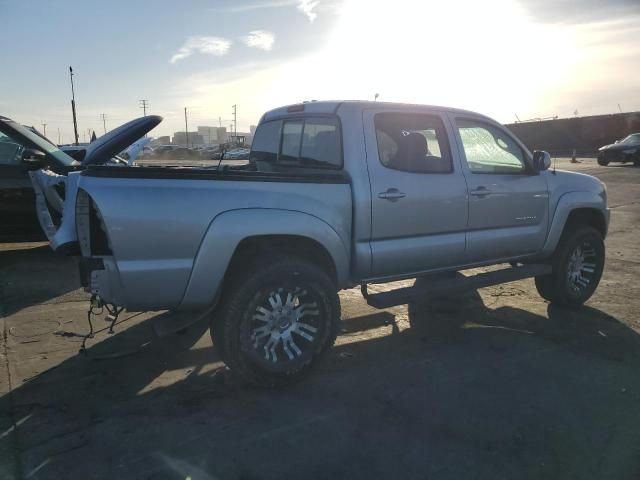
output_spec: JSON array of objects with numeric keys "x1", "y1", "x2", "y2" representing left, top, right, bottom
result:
[{"x1": 1, "y1": 159, "x2": 640, "y2": 479}]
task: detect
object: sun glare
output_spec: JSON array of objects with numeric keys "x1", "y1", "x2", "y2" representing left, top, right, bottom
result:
[{"x1": 303, "y1": 0, "x2": 577, "y2": 121}]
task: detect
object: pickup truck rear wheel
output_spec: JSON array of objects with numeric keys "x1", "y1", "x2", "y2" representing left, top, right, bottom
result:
[
  {"x1": 534, "y1": 226, "x2": 604, "y2": 308},
  {"x1": 211, "y1": 257, "x2": 340, "y2": 387}
]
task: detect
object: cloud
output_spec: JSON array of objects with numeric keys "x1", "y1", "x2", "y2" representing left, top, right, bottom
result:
[
  {"x1": 242, "y1": 30, "x2": 275, "y2": 51},
  {"x1": 170, "y1": 36, "x2": 232, "y2": 63},
  {"x1": 298, "y1": 0, "x2": 319, "y2": 22},
  {"x1": 226, "y1": 0, "x2": 296, "y2": 12},
  {"x1": 214, "y1": 0, "x2": 322, "y2": 21}
]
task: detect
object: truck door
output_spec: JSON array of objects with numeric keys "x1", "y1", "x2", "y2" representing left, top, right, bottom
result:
[
  {"x1": 363, "y1": 109, "x2": 468, "y2": 278},
  {"x1": 450, "y1": 115, "x2": 549, "y2": 263}
]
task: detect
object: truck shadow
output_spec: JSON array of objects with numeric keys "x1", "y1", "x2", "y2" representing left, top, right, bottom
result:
[
  {"x1": 3, "y1": 291, "x2": 640, "y2": 479},
  {"x1": 0, "y1": 244, "x2": 85, "y2": 317}
]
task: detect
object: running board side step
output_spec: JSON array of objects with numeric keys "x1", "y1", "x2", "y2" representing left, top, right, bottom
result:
[{"x1": 362, "y1": 264, "x2": 552, "y2": 309}]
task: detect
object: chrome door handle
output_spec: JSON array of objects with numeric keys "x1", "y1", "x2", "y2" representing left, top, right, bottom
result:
[
  {"x1": 470, "y1": 186, "x2": 491, "y2": 197},
  {"x1": 378, "y1": 188, "x2": 406, "y2": 202}
]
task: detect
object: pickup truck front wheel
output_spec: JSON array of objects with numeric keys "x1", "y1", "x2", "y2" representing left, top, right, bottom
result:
[
  {"x1": 212, "y1": 257, "x2": 340, "y2": 387},
  {"x1": 535, "y1": 226, "x2": 605, "y2": 308}
]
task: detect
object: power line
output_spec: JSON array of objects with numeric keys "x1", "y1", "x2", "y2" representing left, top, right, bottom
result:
[{"x1": 139, "y1": 99, "x2": 149, "y2": 116}]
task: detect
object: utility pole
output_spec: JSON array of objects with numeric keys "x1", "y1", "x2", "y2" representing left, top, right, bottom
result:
[
  {"x1": 218, "y1": 116, "x2": 222, "y2": 128},
  {"x1": 41, "y1": 123, "x2": 47, "y2": 137},
  {"x1": 57, "y1": 127, "x2": 61, "y2": 145},
  {"x1": 618, "y1": 104, "x2": 623, "y2": 114},
  {"x1": 69, "y1": 66, "x2": 79, "y2": 145},
  {"x1": 139, "y1": 99, "x2": 149, "y2": 116},
  {"x1": 232, "y1": 104, "x2": 237, "y2": 140},
  {"x1": 100, "y1": 113, "x2": 107, "y2": 134},
  {"x1": 184, "y1": 107, "x2": 189, "y2": 148}
]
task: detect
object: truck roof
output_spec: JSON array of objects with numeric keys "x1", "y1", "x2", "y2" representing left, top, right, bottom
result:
[{"x1": 261, "y1": 100, "x2": 493, "y2": 123}]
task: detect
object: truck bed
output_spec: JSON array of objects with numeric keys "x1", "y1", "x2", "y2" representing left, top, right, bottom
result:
[{"x1": 78, "y1": 165, "x2": 353, "y2": 311}]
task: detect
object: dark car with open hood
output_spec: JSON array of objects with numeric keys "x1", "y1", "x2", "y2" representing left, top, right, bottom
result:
[
  {"x1": 597, "y1": 133, "x2": 640, "y2": 166},
  {"x1": 0, "y1": 115, "x2": 161, "y2": 237}
]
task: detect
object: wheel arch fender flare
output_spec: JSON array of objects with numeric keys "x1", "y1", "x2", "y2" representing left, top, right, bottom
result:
[
  {"x1": 541, "y1": 191, "x2": 609, "y2": 256},
  {"x1": 178, "y1": 208, "x2": 350, "y2": 310}
]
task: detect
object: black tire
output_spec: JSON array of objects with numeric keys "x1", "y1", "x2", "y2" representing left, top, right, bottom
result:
[
  {"x1": 210, "y1": 256, "x2": 340, "y2": 387},
  {"x1": 597, "y1": 157, "x2": 609, "y2": 166},
  {"x1": 534, "y1": 226, "x2": 605, "y2": 308}
]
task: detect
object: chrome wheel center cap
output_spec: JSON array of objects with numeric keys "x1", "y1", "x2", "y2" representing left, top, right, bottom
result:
[
  {"x1": 566, "y1": 243, "x2": 597, "y2": 293},
  {"x1": 250, "y1": 288, "x2": 321, "y2": 363}
]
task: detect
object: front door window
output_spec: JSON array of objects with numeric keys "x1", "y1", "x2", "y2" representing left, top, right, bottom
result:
[{"x1": 457, "y1": 120, "x2": 527, "y2": 174}]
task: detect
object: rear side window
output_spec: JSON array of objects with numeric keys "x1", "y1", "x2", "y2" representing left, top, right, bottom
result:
[
  {"x1": 249, "y1": 120, "x2": 281, "y2": 164},
  {"x1": 374, "y1": 113, "x2": 452, "y2": 173},
  {"x1": 250, "y1": 117, "x2": 342, "y2": 169}
]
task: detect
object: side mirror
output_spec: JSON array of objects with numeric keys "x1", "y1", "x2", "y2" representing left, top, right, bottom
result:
[
  {"x1": 21, "y1": 148, "x2": 46, "y2": 169},
  {"x1": 532, "y1": 150, "x2": 551, "y2": 171}
]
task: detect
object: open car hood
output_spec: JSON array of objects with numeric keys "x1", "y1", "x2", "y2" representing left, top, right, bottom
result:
[{"x1": 81, "y1": 115, "x2": 162, "y2": 165}]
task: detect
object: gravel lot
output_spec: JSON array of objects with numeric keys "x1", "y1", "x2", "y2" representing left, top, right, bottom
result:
[{"x1": 1, "y1": 158, "x2": 640, "y2": 480}]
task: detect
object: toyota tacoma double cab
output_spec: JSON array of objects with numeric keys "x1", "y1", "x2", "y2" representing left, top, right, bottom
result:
[{"x1": 1, "y1": 101, "x2": 609, "y2": 386}]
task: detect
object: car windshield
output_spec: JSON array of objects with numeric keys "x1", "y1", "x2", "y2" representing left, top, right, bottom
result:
[
  {"x1": 620, "y1": 134, "x2": 640, "y2": 145},
  {"x1": 0, "y1": 118, "x2": 77, "y2": 166}
]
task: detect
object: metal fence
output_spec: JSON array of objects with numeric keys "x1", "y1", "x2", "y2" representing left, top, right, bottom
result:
[{"x1": 505, "y1": 111, "x2": 640, "y2": 157}]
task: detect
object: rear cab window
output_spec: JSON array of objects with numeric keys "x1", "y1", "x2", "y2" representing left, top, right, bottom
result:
[{"x1": 250, "y1": 116, "x2": 342, "y2": 170}]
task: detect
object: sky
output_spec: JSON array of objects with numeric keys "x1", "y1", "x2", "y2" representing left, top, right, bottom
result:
[{"x1": 1, "y1": 0, "x2": 639, "y2": 142}]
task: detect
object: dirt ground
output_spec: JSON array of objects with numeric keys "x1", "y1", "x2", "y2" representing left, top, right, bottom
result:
[{"x1": 1, "y1": 158, "x2": 640, "y2": 480}]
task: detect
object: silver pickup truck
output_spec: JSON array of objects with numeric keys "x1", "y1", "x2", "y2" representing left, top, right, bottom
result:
[{"x1": 1, "y1": 101, "x2": 609, "y2": 386}]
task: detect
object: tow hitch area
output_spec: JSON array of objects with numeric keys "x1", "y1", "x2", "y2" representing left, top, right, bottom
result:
[
  {"x1": 79, "y1": 294, "x2": 124, "y2": 355},
  {"x1": 361, "y1": 264, "x2": 552, "y2": 309}
]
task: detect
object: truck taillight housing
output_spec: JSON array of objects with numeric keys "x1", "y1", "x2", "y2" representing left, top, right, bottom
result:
[{"x1": 76, "y1": 189, "x2": 112, "y2": 257}]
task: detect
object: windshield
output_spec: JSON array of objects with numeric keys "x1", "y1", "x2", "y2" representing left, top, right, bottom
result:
[
  {"x1": 0, "y1": 118, "x2": 77, "y2": 166},
  {"x1": 620, "y1": 133, "x2": 640, "y2": 145}
]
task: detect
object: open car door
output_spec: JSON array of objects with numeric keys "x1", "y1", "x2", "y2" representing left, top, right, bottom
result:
[{"x1": 0, "y1": 115, "x2": 161, "y2": 252}]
